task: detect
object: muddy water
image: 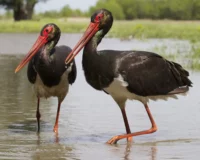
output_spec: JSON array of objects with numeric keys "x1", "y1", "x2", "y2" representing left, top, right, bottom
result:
[{"x1": 0, "y1": 34, "x2": 199, "y2": 160}]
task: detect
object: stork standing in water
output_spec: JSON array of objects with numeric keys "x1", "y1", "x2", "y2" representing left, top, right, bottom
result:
[
  {"x1": 15, "y1": 23, "x2": 77, "y2": 133},
  {"x1": 65, "y1": 9, "x2": 192, "y2": 144}
]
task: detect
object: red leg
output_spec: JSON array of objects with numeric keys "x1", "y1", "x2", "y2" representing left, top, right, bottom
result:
[
  {"x1": 107, "y1": 104, "x2": 157, "y2": 144},
  {"x1": 53, "y1": 100, "x2": 61, "y2": 133},
  {"x1": 36, "y1": 97, "x2": 41, "y2": 132}
]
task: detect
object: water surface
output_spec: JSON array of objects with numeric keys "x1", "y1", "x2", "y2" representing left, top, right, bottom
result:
[{"x1": 0, "y1": 34, "x2": 199, "y2": 160}]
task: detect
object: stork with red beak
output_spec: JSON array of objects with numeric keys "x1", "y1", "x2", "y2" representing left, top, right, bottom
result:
[
  {"x1": 65, "y1": 9, "x2": 192, "y2": 144},
  {"x1": 15, "y1": 23, "x2": 77, "y2": 133}
]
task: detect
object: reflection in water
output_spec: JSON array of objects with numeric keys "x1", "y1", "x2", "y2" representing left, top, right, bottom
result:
[
  {"x1": 107, "y1": 142, "x2": 157, "y2": 160},
  {"x1": 150, "y1": 146, "x2": 157, "y2": 160},
  {"x1": 0, "y1": 55, "x2": 53, "y2": 131},
  {"x1": 36, "y1": 133, "x2": 41, "y2": 146},
  {"x1": 0, "y1": 55, "x2": 64, "y2": 159},
  {"x1": 8, "y1": 120, "x2": 39, "y2": 133},
  {"x1": 123, "y1": 143, "x2": 132, "y2": 160},
  {"x1": 8, "y1": 120, "x2": 52, "y2": 133},
  {"x1": 54, "y1": 132, "x2": 60, "y2": 144},
  {"x1": 121, "y1": 143, "x2": 157, "y2": 160},
  {"x1": 31, "y1": 136, "x2": 74, "y2": 160}
]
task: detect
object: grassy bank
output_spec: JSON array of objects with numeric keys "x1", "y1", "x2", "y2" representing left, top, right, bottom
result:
[{"x1": 0, "y1": 18, "x2": 200, "y2": 41}]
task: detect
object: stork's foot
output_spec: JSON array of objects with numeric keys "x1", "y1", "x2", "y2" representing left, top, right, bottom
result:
[
  {"x1": 106, "y1": 135, "x2": 120, "y2": 144},
  {"x1": 106, "y1": 135, "x2": 133, "y2": 145},
  {"x1": 53, "y1": 125, "x2": 58, "y2": 133},
  {"x1": 53, "y1": 100, "x2": 61, "y2": 133}
]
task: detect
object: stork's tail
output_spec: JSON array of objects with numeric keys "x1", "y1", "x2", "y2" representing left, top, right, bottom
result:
[
  {"x1": 168, "y1": 61, "x2": 192, "y2": 95},
  {"x1": 168, "y1": 86, "x2": 189, "y2": 95}
]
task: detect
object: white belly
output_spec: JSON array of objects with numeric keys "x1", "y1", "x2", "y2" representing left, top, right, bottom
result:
[
  {"x1": 34, "y1": 71, "x2": 69, "y2": 102},
  {"x1": 104, "y1": 75, "x2": 179, "y2": 104}
]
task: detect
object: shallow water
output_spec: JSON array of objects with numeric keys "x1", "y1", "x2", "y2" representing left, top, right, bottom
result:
[{"x1": 0, "y1": 34, "x2": 199, "y2": 160}]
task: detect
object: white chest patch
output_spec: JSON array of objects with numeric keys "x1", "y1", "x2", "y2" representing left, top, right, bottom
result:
[
  {"x1": 104, "y1": 74, "x2": 178, "y2": 104},
  {"x1": 34, "y1": 71, "x2": 69, "y2": 102}
]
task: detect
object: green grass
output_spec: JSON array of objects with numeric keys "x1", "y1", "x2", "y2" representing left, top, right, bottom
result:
[
  {"x1": 0, "y1": 18, "x2": 88, "y2": 33},
  {"x1": 0, "y1": 18, "x2": 200, "y2": 41},
  {"x1": 111, "y1": 20, "x2": 200, "y2": 42}
]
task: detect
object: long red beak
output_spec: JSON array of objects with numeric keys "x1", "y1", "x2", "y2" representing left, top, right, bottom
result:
[
  {"x1": 65, "y1": 22, "x2": 99, "y2": 64},
  {"x1": 15, "y1": 36, "x2": 48, "y2": 73}
]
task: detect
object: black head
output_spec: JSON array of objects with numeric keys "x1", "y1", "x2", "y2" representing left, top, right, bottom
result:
[
  {"x1": 91, "y1": 9, "x2": 113, "y2": 36},
  {"x1": 40, "y1": 23, "x2": 61, "y2": 45},
  {"x1": 65, "y1": 9, "x2": 113, "y2": 64},
  {"x1": 15, "y1": 23, "x2": 61, "y2": 73}
]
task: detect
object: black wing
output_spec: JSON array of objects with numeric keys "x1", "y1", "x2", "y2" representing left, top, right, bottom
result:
[
  {"x1": 27, "y1": 58, "x2": 37, "y2": 84},
  {"x1": 114, "y1": 51, "x2": 192, "y2": 96},
  {"x1": 31, "y1": 45, "x2": 76, "y2": 87},
  {"x1": 68, "y1": 59, "x2": 77, "y2": 85},
  {"x1": 52, "y1": 45, "x2": 77, "y2": 85},
  {"x1": 49, "y1": 45, "x2": 76, "y2": 86}
]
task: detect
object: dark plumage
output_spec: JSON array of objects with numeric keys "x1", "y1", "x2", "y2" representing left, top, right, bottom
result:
[
  {"x1": 65, "y1": 9, "x2": 192, "y2": 144},
  {"x1": 82, "y1": 49, "x2": 191, "y2": 100},
  {"x1": 15, "y1": 23, "x2": 76, "y2": 133},
  {"x1": 28, "y1": 46, "x2": 76, "y2": 87}
]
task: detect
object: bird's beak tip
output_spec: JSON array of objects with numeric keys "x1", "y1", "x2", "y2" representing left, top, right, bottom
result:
[{"x1": 14, "y1": 68, "x2": 19, "y2": 73}]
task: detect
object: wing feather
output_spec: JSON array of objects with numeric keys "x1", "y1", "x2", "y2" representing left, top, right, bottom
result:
[
  {"x1": 116, "y1": 51, "x2": 192, "y2": 96},
  {"x1": 27, "y1": 59, "x2": 37, "y2": 84}
]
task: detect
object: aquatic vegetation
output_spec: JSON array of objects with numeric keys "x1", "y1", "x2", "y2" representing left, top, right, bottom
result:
[{"x1": 153, "y1": 43, "x2": 200, "y2": 70}]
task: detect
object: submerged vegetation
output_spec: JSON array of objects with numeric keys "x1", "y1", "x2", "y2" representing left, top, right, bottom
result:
[{"x1": 153, "y1": 42, "x2": 200, "y2": 70}]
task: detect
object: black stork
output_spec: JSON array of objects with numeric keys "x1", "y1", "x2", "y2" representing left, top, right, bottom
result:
[
  {"x1": 65, "y1": 9, "x2": 192, "y2": 144},
  {"x1": 15, "y1": 23, "x2": 77, "y2": 133}
]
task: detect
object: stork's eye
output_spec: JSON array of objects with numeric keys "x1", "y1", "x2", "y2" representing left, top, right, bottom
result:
[
  {"x1": 95, "y1": 16, "x2": 101, "y2": 22},
  {"x1": 42, "y1": 26, "x2": 53, "y2": 36},
  {"x1": 95, "y1": 13, "x2": 103, "y2": 22}
]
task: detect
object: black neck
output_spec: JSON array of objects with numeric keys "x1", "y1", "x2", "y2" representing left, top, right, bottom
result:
[
  {"x1": 82, "y1": 29, "x2": 114, "y2": 90},
  {"x1": 40, "y1": 38, "x2": 59, "y2": 62},
  {"x1": 83, "y1": 29, "x2": 105, "y2": 56}
]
